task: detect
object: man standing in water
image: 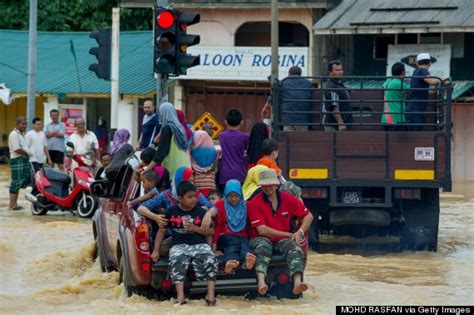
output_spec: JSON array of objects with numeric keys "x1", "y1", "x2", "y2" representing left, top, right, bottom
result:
[
  {"x1": 8, "y1": 116, "x2": 33, "y2": 210},
  {"x1": 249, "y1": 168, "x2": 313, "y2": 295},
  {"x1": 136, "y1": 99, "x2": 160, "y2": 150},
  {"x1": 44, "y1": 109, "x2": 66, "y2": 171}
]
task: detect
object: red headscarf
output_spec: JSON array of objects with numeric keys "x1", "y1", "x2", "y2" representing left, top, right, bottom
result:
[{"x1": 176, "y1": 109, "x2": 193, "y2": 141}]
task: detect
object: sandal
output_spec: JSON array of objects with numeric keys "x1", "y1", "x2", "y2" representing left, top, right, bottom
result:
[
  {"x1": 10, "y1": 206, "x2": 24, "y2": 211},
  {"x1": 175, "y1": 299, "x2": 187, "y2": 305},
  {"x1": 205, "y1": 298, "x2": 216, "y2": 306}
]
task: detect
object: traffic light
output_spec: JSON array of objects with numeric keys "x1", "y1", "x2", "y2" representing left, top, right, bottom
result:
[
  {"x1": 88, "y1": 29, "x2": 111, "y2": 81},
  {"x1": 154, "y1": 7, "x2": 177, "y2": 75},
  {"x1": 153, "y1": 7, "x2": 200, "y2": 76},
  {"x1": 176, "y1": 11, "x2": 200, "y2": 75}
]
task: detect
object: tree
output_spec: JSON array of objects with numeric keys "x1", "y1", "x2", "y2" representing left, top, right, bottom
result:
[{"x1": 0, "y1": 0, "x2": 153, "y2": 31}]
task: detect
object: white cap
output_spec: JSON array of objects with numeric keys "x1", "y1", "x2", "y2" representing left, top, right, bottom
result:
[{"x1": 416, "y1": 53, "x2": 431, "y2": 62}]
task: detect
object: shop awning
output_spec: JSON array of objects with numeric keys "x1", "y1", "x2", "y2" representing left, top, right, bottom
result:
[{"x1": 313, "y1": 0, "x2": 474, "y2": 35}]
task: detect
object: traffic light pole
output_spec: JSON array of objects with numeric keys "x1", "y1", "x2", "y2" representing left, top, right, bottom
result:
[{"x1": 110, "y1": 7, "x2": 120, "y2": 129}]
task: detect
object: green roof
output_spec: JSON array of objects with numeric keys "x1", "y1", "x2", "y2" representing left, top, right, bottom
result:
[
  {"x1": 0, "y1": 30, "x2": 155, "y2": 95},
  {"x1": 344, "y1": 80, "x2": 474, "y2": 100}
]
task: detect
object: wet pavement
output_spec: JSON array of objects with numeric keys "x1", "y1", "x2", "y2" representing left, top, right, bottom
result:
[{"x1": 0, "y1": 165, "x2": 472, "y2": 314}]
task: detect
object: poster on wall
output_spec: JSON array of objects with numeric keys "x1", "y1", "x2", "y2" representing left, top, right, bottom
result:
[
  {"x1": 59, "y1": 105, "x2": 85, "y2": 136},
  {"x1": 387, "y1": 44, "x2": 452, "y2": 79}
]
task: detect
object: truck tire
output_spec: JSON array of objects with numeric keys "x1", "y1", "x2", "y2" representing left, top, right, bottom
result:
[
  {"x1": 399, "y1": 188, "x2": 439, "y2": 251},
  {"x1": 308, "y1": 219, "x2": 320, "y2": 252}
]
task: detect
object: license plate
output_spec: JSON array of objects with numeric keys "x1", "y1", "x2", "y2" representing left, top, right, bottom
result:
[{"x1": 343, "y1": 191, "x2": 360, "y2": 204}]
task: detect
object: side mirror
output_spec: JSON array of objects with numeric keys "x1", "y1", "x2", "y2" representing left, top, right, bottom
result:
[
  {"x1": 66, "y1": 141, "x2": 74, "y2": 157},
  {"x1": 90, "y1": 180, "x2": 109, "y2": 198},
  {"x1": 66, "y1": 141, "x2": 74, "y2": 149}
]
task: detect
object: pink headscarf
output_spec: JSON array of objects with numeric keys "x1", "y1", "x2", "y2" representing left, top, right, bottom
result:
[{"x1": 176, "y1": 109, "x2": 193, "y2": 141}]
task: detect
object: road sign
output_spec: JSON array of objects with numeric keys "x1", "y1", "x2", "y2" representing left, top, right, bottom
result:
[{"x1": 192, "y1": 112, "x2": 224, "y2": 140}]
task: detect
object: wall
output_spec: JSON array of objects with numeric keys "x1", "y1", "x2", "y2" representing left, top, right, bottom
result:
[
  {"x1": 452, "y1": 105, "x2": 474, "y2": 182},
  {"x1": 0, "y1": 96, "x2": 45, "y2": 147}
]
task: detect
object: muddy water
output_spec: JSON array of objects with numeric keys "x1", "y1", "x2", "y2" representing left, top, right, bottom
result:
[{"x1": 0, "y1": 165, "x2": 472, "y2": 314}]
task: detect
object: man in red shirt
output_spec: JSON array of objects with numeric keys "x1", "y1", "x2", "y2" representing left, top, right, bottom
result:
[{"x1": 249, "y1": 169, "x2": 313, "y2": 296}]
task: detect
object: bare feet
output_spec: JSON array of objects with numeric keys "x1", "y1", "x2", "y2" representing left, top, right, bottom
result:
[
  {"x1": 292, "y1": 282, "x2": 308, "y2": 295},
  {"x1": 245, "y1": 253, "x2": 256, "y2": 270},
  {"x1": 224, "y1": 260, "x2": 239, "y2": 274},
  {"x1": 258, "y1": 282, "x2": 268, "y2": 295}
]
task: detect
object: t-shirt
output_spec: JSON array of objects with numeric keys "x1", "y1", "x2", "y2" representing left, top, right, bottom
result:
[
  {"x1": 323, "y1": 79, "x2": 353, "y2": 128},
  {"x1": 44, "y1": 122, "x2": 66, "y2": 152},
  {"x1": 69, "y1": 131, "x2": 99, "y2": 155},
  {"x1": 280, "y1": 75, "x2": 315, "y2": 124},
  {"x1": 218, "y1": 130, "x2": 249, "y2": 184},
  {"x1": 8, "y1": 129, "x2": 32, "y2": 159},
  {"x1": 26, "y1": 130, "x2": 47, "y2": 163},
  {"x1": 165, "y1": 205, "x2": 207, "y2": 246},
  {"x1": 406, "y1": 68, "x2": 430, "y2": 114},
  {"x1": 382, "y1": 79, "x2": 410, "y2": 124},
  {"x1": 140, "y1": 113, "x2": 159, "y2": 149},
  {"x1": 249, "y1": 190, "x2": 309, "y2": 242}
]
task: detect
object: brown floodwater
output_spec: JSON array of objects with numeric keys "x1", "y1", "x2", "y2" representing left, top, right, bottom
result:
[{"x1": 0, "y1": 165, "x2": 472, "y2": 314}]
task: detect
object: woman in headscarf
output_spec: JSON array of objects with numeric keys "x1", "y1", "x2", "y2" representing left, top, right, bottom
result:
[
  {"x1": 211, "y1": 180, "x2": 256, "y2": 274},
  {"x1": 247, "y1": 122, "x2": 269, "y2": 168},
  {"x1": 242, "y1": 165, "x2": 268, "y2": 200},
  {"x1": 145, "y1": 103, "x2": 191, "y2": 178},
  {"x1": 109, "y1": 129, "x2": 130, "y2": 156},
  {"x1": 95, "y1": 117, "x2": 108, "y2": 154},
  {"x1": 176, "y1": 109, "x2": 193, "y2": 143},
  {"x1": 190, "y1": 130, "x2": 218, "y2": 196}
]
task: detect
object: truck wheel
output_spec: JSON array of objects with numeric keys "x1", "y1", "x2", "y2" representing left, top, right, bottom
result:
[{"x1": 399, "y1": 189, "x2": 439, "y2": 252}]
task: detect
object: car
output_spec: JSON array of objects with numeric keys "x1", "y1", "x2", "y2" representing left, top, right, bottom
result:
[{"x1": 91, "y1": 155, "x2": 309, "y2": 299}]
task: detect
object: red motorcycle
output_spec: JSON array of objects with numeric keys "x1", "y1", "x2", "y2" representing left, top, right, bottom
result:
[{"x1": 25, "y1": 142, "x2": 98, "y2": 218}]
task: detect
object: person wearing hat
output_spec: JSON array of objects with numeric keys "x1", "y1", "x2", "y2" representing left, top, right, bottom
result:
[
  {"x1": 405, "y1": 53, "x2": 442, "y2": 131},
  {"x1": 248, "y1": 168, "x2": 313, "y2": 296}
]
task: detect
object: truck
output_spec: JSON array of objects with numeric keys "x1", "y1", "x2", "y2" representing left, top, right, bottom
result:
[{"x1": 272, "y1": 76, "x2": 452, "y2": 251}]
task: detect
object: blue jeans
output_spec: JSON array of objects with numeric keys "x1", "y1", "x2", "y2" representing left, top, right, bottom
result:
[{"x1": 217, "y1": 235, "x2": 251, "y2": 266}]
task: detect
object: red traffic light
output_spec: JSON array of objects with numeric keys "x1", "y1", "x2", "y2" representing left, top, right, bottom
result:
[{"x1": 157, "y1": 11, "x2": 175, "y2": 29}]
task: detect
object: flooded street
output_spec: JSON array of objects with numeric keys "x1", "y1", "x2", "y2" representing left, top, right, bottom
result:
[{"x1": 0, "y1": 165, "x2": 472, "y2": 314}]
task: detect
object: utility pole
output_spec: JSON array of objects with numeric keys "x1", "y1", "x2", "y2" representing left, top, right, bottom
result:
[
  {"x1": 271, "y1": 0, "x2": 279, "y2": 84},
  {"x1": 110, "y1": 7, "x2": 120, "y2": 129},
  {"x1": 26, "y1": 0, "x2": 37, "y2": 129}
]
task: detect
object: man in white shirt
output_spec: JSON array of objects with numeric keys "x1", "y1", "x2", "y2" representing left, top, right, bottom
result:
[
  {"x1": 69, "y1": 118, "x2": 100, "y2": 159},
  {"x1": 26, "y1": 117, "x2": 52, "y2": 174},
  {"x1": 8, "y1": 116, "x2": 33, "y2": 211}
]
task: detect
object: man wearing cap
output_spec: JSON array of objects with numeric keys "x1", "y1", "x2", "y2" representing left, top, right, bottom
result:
[
  {"x1": 405, "y1": 53, "x2": 442, "y2": 131},
  {"x1": 248, "y1": 168, "x2": 313, "y2": 296}
]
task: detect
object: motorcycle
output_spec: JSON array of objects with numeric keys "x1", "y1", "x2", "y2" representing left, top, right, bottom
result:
[{"x1": 25, "y1": 142, "x2": 98, "y2": 218}]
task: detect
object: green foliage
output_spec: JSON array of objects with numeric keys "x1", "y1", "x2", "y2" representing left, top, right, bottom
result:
[{"x1": 0, "y1": 0, "x2": 152, "y2": 31}]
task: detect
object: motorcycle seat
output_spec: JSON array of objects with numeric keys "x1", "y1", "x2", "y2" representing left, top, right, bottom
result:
[{"x1": 43, "y1": 168, "x2": 71, "y2": 184}]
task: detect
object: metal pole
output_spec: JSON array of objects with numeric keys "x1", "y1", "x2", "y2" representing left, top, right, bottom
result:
[
  {"x1": 26, "y1": 0, "x2": 37, "y2": 129},
  {"x1": 111, "y1": 7, "x2": 120, "y2": 129},
  {"x1": 271, "y1": 0, "x2": 279, "y2": 84}
]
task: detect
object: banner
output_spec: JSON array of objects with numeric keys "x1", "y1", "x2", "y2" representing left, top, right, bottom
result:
[
  {"x1": 387, "y1": 44, "x2": 451, "y2": 79},
  {"x1": 181, "y1": 46, "x2": 308, "y2": 81},
  {"x1": 59, "y1": 105, "x2": 85, "y2": 136}
]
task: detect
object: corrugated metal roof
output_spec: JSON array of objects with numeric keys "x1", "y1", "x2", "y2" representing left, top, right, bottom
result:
[
  {"x1": 344, "y1": 80, "x2": 474, "y2": 99},
  {"x1": 313, "y1": 0, "x2": 474, "y2": 34},
  {"x1": 120, "y1": 0, "x2": 336, "y2": 9},
  {"x1": 0, "y1": 30, "x2": 156, "y2": 95}
]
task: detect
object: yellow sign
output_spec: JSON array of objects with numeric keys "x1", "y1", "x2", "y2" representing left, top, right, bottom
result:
[
  {"x1": 394, "y1": 170, "x2": 435, "y2": 180},
  {"x1": 289, "y1": 168, "x2": 328, "y2": 179},
  {"x1": 193, "y1": 112, "x2": 224, "y2": 140}
]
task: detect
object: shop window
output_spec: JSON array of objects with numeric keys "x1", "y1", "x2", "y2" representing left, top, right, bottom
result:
[
  {"x1": 397, "y1": 33, "x2": 417, "y2": 44},
  {"x1": 235, "y1": 22, "x2": 309, "y2": 47}
]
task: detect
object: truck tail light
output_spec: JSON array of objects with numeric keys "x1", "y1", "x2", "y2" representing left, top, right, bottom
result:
[
  {"x1": 394, "y1": 188, "x2": 421, "y2": 200},
  {"x1": 277, "y1": 272, "x2": 290, "y2": 284},
  {"x1": 140, "y1": 262, "x2": 150, "y2": 272},
  {"x1": 135, "y1": 222, "x2": 150, "y2": 253},
  {"x1": 161, "y1": 279, "x2": 173, "y2": 290}
]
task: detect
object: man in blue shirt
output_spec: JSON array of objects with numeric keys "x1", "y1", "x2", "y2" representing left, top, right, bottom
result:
[
  {"x1": 405, "y1": 53, "x2": 442, "y2": 131},
  {"x1": 136, "y1": 99, "x2": 160, "y2": 150},
  {"x1": 44, "y1": 109, "x2": 66, "y2": 171}
]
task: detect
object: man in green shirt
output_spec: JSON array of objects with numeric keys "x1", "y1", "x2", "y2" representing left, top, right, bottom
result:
[{"x1": 382, "y1": 62, "x2": 410, "y2": 131}]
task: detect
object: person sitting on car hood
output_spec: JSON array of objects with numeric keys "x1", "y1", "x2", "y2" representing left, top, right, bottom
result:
[{"x1": 249, "y1": 168, "x2": 313, "y2": 296}]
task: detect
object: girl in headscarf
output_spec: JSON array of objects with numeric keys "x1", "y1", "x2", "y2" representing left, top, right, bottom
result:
[
  {"x1": 190, "y1": 130, "x2": 218, "y2": 196},
  {"x1": 109, "y1": 129, "x2": 130, "y2": 156},
  {"x1": 176, "y1": 109, "x2": 193, "y2": 143},
  {"x1": 211, "y1": 180, "x2": 256, "y2": 274},
  {"x1": 242, "y1": 165, "x2": 268, "y2": 200},
  {"x1": 95, "y1": 117, "x2": 108, "y2": 154},
  {"x1": 247, "y1": 122, "x2": 269, "y2": 168},
  {"x1": 146, "y1": 103, "x2": 191, "y2": 178}
]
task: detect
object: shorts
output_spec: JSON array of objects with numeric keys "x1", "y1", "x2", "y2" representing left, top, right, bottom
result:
[
  {"x1": 169, "y1": 243, "x2": 218, "y2": 283},
  {"x1": 49, "y1": 150, "x2": 64, "y2": 164}
]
